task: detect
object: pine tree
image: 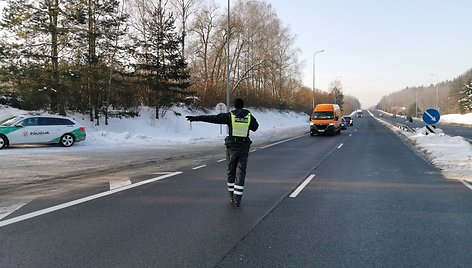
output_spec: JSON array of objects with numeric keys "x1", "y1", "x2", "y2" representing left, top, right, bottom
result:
[
  {"x1": 0, "y1": 0, "x2": 70, "y2": 114},
  {"x1": 132, "y1": 1, "x2": 189, "y2": 119},
  {"x1": 459, "y1": 80, "x2": 472, "y2": 113},
  {"x1": 65, "y1": 0, "x2": 128, "y2": 124}
]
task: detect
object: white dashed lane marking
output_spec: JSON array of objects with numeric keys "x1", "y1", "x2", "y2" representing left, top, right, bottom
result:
[
  {"x1": 110, "y1": 180, "x2": 132, "y2": 190},
  {"x1": 192, "y1": 165, "x2": 206, "y2": 170},
  {"x1": 290, "y1": 175, "x2": 316, "y2": 198}
]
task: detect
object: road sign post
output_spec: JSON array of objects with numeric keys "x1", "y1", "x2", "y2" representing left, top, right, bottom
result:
[
  {"x1": 425, "y1": 125, "x2": 436, "y2": 135},
  {"x1": 215, "y1": 103, "x2": 227, "y2": 135}
]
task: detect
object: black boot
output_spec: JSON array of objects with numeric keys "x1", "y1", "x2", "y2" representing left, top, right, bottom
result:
[
  {"x1": 233, "y1": 194, "x2": 242, "y2": 207},
  {"x1": 228, "y1": 191, "x2": 234, "y2": 203}
]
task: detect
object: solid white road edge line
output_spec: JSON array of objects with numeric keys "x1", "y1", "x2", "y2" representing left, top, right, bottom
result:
[
  {"x1": 217, "y1": 159, "x2": 226, "y2": 162},
  {"x1": 192, "y1": 165, "x2": 206, "y2": 170},
  {"x1": 109, "y1": 179, "x2": 132, "y2": 190},
  {"x1": 260, "y1": 135, "x2": 305, "y2": 149},
  {"x1": 150, "y1": 172, "x2": 174, "y2": 175},
  {"x1": 460, "y1": 180, "x2": 472, "y2": 191},
  {"x1": 0, "y1": 172, "x2": 182, "y2": 228},
  {"x1": 290, "y1": 174, "x2": 315, "y2": 198},
  {"x1": 337, "y1": 143, "x2": 343, "y2": 149}
]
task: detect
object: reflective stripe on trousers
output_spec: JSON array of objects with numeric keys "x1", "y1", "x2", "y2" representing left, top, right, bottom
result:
[
  {"x1": 227, "y1": 182, "x2": 234, "y2": 192},
  {"x1": 234, "y1": 185, "x2": 244, "y2": 195}
]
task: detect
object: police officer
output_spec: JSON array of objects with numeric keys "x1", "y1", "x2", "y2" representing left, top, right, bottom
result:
[{"x1": 186, "y1": 98, "x2": 259, "y2": 207}]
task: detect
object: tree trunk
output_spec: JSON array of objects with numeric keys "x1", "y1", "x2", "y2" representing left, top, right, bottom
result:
[
  {"x1": 48, "y1": 0, "x2": 65, "y2": 115},
  {"x1": 88, "y1": 0, "x2": 98, "y2": 124}
]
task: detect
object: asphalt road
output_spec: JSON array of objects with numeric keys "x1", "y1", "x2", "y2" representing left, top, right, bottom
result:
[{"x1": 1, "y1": 114, "x2": 471, "y2": 267}]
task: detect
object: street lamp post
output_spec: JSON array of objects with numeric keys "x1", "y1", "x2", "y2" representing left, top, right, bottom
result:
[
  {"x1": 226, "y1": 0, "x2": 231, "y2": 112},
  {"x1": 415, "y1": 88, "x2": 418, "y2": 117},
  {"x1": 312, "y1": 50, "x2": 325, "y2": 108},
  {"x1": 431, "y1": 73, "x2": 439, "y2": 111}
]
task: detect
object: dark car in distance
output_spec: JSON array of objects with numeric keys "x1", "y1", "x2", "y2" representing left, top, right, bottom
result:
[
  {"x1": 342, "y1": 116, "x2": 353, "y2": 126},
  {"x1": 341, "y1": 117, "x2": 347, "y2": 130}
]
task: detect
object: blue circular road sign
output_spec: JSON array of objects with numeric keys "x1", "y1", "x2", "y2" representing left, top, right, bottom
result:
[{"x1": 422, "y1": 108, "x2": 440, "y2": 125}]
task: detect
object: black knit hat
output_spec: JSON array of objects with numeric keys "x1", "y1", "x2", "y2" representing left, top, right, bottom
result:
[{"x1": 234, "y1": 98, "x2": 244, "y2": 109}]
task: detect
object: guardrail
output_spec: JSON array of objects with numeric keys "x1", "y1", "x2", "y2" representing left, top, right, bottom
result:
[
  {"x1": 392, "y1": 122, "x2": 415, "y2": 132},
  {"x1": 371, "y1": 110, "x2": 472, "y2": 143}
]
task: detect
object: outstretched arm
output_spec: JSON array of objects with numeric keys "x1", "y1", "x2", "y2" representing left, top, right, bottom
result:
[{"x1": 186, "y1": 113, "x2": 230, "y2": 125}]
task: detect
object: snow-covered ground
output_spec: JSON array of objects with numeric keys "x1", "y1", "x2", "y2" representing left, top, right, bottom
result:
[
  {"x1": 409, "y1": 130, "x2": 472, "y2": 183},
  {"x1": 441, "y1": 113, "x2": 472, "y2": 126},
  {"x1": 1, "y1": 105, "x2": 472, "y2": 183},
  {"x1": 0, "y1": 105, "x2": 309, "y2": 148}
]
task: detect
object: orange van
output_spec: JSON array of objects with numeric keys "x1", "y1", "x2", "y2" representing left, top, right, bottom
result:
[{"x1": 310, "y1": 104, "x2": 342, "y2": 136}]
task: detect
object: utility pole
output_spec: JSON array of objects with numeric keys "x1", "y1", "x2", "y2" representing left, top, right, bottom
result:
[
  {"x1": 431, "y1": 73, "x2": 439, "y2": 111},
  {"x1": 226, "y1": 0, "x2": 230, "y2": 112}
]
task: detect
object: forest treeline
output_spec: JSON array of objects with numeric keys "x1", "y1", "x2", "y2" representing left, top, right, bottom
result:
[
  {"x1": 0, "y1": 0, "x2": 360, "y2": 124},
  {"x1": 377, "y1": 68, "x2": 472, "y2": 116}
]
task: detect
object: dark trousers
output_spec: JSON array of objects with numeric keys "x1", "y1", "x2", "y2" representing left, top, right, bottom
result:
[{"x1": 226, "y1": 144, "x2": 250, "y2": 204}]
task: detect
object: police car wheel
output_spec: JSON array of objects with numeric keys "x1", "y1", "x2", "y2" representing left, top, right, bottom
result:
[
  {"x1": 60, "y1": 134, "x2": 75, "y2": 147},
  {"x1": 0, "y1": 135, "x2": 7, "y2": 149}
]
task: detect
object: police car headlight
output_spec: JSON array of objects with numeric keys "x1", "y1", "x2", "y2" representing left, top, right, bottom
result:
[
  {"x1": 329, "y1": 123, "x2": 334, "y2": 126},
  {"x1": 310, "y1": 122, "x2": 315, "y2": 126}
]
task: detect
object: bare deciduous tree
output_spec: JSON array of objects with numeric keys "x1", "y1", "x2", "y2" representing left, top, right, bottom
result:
[
  {"x1": 329, "y1": 78, "x2": 344, "y2": 107},
  {"x1": 170, "y1": 0, "x2": 198, "y2": 58},
  {"x1": 188, "y1": 2, "x2": 219, "y2": 103}
]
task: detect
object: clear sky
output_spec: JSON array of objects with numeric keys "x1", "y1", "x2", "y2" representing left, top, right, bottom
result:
[{"x1": 261, "y1": 0, "x2": 472, "y2": 107}]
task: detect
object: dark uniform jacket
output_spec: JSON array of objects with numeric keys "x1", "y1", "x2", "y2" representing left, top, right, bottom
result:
[{"x1": 191, "y1": 108, "x2": 259, "y2": 146}]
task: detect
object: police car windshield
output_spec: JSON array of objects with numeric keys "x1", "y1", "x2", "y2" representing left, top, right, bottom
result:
[
  {"x1": 312, "y1": 112, "x2": 334, "y2": 120},
  {"x1": 0, "y1": 116, "x2": 23, "y2": 126}
]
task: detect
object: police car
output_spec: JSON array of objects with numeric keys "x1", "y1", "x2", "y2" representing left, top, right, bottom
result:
[{"x1": 0, "y1": 114, "x2": 86, "y2": 149}]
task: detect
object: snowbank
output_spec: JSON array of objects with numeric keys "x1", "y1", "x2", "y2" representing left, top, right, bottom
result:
[{"x1": 1, "y1": 105, "x2": 310, "y2": 147}]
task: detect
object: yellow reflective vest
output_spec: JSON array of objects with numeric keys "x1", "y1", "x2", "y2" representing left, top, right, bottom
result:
[{"x1": 231, "y1": 112, "x2": 251, "y2": 137}]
